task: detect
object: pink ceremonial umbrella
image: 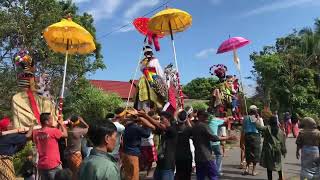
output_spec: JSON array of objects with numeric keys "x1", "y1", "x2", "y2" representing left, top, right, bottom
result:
[
  {"x1": 217, "y1": 37, "x2": 250, "y2": 54},
  {"x1": 217, "y1": 36, "x2": 251, "y2": 114}
]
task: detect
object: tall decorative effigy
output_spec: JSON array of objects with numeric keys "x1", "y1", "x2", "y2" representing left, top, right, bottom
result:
[
  {"x1": 12, "y1": 50, "x2": 57, "y2": 128},
  {"x1": 134, "y1": 45, "x2": 167, "y2": 112},
  {"x1": 210, "y1": 64, "x2": 242, "y2": 122}
]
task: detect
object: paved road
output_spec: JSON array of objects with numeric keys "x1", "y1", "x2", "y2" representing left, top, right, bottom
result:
[
  {"x1": 141, "y1": 136, "x2": 300, "y2": 180},
  {"x1": 219, "y1": 136, "x2": 300, "y2": 180}
]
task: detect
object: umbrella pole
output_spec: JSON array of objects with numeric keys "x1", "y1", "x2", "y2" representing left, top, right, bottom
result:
[
  {"x1": 233, "y1": 49, "x2": 248, "y2": 115},
  {"x1": 58, "y1": 41, "x2": 69, "y2": 120},
  {"x1": 126, "y1": 37, "x2": 147, "y2": 109},
  {"x1": 169, "y1": 22, "x2": 184, "y2": 108},
  {"x1": 238, "y1": 68, "x2": 248, "y2": 116}
]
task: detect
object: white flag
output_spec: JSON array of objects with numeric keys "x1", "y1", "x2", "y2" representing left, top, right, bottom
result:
[{"x1": 233, "y1": 49, "x2": 241, "y2": 71}]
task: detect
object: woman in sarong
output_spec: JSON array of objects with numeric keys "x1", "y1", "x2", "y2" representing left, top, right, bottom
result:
[
  {"x1": 257, "y1": 116, "x2": 286, "y2": 180},
  {"x1": 65, "y1": 116, "x2": 89, "y2": 180},
  {"x1": 296, "y1": 117, "x2": 320, "y2": 180}
]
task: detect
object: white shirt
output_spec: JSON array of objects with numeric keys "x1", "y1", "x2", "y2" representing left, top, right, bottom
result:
[{"x1": 141, "y1": 133, "x2": 154, "y2": 146}]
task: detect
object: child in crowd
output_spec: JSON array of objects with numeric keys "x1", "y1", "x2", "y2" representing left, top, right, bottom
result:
[
  {"x1": 21, "y1": 150, "x2": 36, "y2": 180},
  {"x1": 54, "y1": 169, "x2": 72, "y2": 180},
  {"x1": 140, "y1": 111, "x2": 158, "y2": 178}
]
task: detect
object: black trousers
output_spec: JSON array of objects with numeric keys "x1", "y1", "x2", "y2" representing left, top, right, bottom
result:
[
  {"x1": 267, "y1": 169, "x2": 283, "y2": 180},
  {"x1": 175, "y1": 159, "x2": 192, "y2": 180}
]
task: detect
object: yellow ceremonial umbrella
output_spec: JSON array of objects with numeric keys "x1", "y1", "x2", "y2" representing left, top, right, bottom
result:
[
  {"x1": 148, "y1": 8, "x2": 192, "y2": 108},
  {"x1": 43, "y1": 17, "x2": 96, "y2": 119}
]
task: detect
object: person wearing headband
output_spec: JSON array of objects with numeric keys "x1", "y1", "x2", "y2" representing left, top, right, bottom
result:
[
  {"x1": 65, "y1": 115, "x2": 89, "y2": 180},
  {"x1": 175, "y1": 110, "x2": 193, "y2": 180},
  {"x1": 0, "y1": 117, "x2": 33, "y2": 180}
]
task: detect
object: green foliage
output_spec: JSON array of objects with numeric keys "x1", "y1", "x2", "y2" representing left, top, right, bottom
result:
[
  {"x1": 183, "y1": 77, "x2": 219, "y2": 100},
  {"x1": 13, "y1": 142, "x2": 33, "y2": 175},
  {"x1": 0, "y1": 0, "x2": 105, "y2": 115},
  {"x1": 250, "y1": 19, "x2": 320, "y2": 120},
  {"x1": 64, "y1": 80, "x2": 123, "y2": 122},
  {"x1": 191, "y1": 101, "x2": 209, "y2": 111}
]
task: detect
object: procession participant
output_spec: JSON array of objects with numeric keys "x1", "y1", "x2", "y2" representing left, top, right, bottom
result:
[
  {"x1": 21, "y1": 150, "x2": 36, "y2": 180},
  {"x1": 207, "y1": 109, "x2": 228, "y2": 176},
  {"x1": 140, "y1": 111, "x2": 158, "y2": 178},
  {"x1": 64, "y1": 115, "x2": 89, "y2": 180},
  {"x1": 291, "y1": 112, "x2": 300, "y2": 138},
  {"x1": 137, "y1": 111, "x2": 178, "y2": 180},
  {"x1": 192, "y1": 110, "x2": 237, "y2": 180},
  {"x1": 109, "y1": 108, "x2": 125, "y2": 163},
  {"x1": 175, "y1": 110, "x2": 193, "y2": 180},
  {"x1": 296, "y1": 117, "x2": 320, "y2": 180},
  {"x1": 121, "y1": 110, "x2": 155, "y2": 180},
  {"x1": 185, "y1": 106, "x2": 196, "y2": 173},
  {"x1": 33, "y1": 113, "x2": 68, "y2": 180},
  {"x1": 54, "y1": 169, "x2": 72, "y2": 180},
  {"x1": 242, "y1": 105, "x2": 264, "y2": 176},
  {"x1": 0, "y1": 117, "x2": 33, "y2": 180},
  {"x1": 79, "y1": 120, "x2": 120, "y2": 180},
  {"x1": 284, "y1": 112, "x2": 292, "y2": 137},
  {"x1": 257, "y1": 116, "x2": 286, "y2": 180}
]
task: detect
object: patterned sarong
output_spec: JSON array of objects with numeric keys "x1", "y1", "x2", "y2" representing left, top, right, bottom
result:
[
  {"x1": 0, "y1": 155, "x2": 15, "y2": 180},
  {"x1": 67, "y1": 151, "x2": 82, "y2": 180},
  {"x1": 121, "y1": 153, "x2": 139, "y2": 180},
  {"x1": 301, "y1": 146, "x2": 320, "y2": 180}
]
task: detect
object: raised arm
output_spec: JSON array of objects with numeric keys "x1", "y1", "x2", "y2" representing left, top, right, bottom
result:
[
  {"x1": 138, "y1": 111, "x2": 166, "y2": 130},
  {"x1": 25, "y1": 125, "x2": 34, "y2": 140},
  {"x1": 79, "y1": 117, "x2": 89, "y2": 128},
  {"x1": 205, "y1": 126, "x2": 237, "y2": 142},
  {"x1": 139, "y1": 117, "x2": 156, "y2": 130},
  {"x1": 58, "y1": 120, "x2": 68, "y2": 138}
]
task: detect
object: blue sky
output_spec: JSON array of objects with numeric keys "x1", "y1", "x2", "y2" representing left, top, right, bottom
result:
[{"x1": 74, "y1": 0, "x2": 320, "y2": 95}]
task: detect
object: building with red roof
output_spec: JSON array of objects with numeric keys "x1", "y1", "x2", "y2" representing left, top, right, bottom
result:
[
  {"x1": 89, "y1": 79, "x2": 188, "y2": 102},
  {"x1": 89, "y1": 80, "x2": 138, "y2": 101}
]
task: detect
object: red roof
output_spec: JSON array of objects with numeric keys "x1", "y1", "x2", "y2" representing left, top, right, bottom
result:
[
  {"x1": 89, "y1": 80, "x2": 138, "y2": 99},
  {"x1": 90, "y1": 79, "x2": 188, "y2": 100}
]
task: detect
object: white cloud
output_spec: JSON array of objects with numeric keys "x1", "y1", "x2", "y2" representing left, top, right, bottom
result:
[
  {"x1": 243, "y1": 0, "x2": 315, "y2": 17},
  {"x1": 115, "y1": 0, "x2": 159, "y2": 33},
  {"x1": 195, "y1": 48, "x2": 216, "y2": 59},
  {"x1": 85, "y1": 0, "x2": 122, "y2": 21},
  {"x1": 72, "y1": 0, "x2": 89, "y2": 3},
  {"x1": 124, "y1": 0, "x2": 160, "y2": 19}
]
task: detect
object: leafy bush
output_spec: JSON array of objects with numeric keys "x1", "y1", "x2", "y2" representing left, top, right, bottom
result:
[
  {"x1": 191, "y1": 101, "x2": 209, "y2": 111},
  {"x1": 64, "y1": 85, "x2": 123, "y2": 123},
  {"x1": 13, "y1": 142, "x2": 33, "y2": 175},
  {"x1": 183, "y1": 77, "x2": 219, "y2": 100}
]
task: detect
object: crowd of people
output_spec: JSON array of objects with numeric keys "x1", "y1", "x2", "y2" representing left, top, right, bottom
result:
[
  {"x1": 1, "y1": 105, "x2": 320, "y2": 180},
  {"x1": 240, "y1": 105, "x2": 320, "y2": 180}
]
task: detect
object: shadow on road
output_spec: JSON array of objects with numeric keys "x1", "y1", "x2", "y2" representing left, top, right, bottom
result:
[{"x1": 221, "y1": 174, "x2": 266, "y2": 180}]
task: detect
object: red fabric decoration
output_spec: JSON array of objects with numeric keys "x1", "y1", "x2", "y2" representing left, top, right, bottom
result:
[
  {"x1": 0, "y1": 117, "x2": 10, "y2": 131},
  {"x1": 168, "y1": 85, "x2": 177, "y2": 111},
  {"x1": 133, "y1": 17, "x2": 164, "y2": 51},
  {"x1": 27, "y1": 89, "x2": 40, "y2": 124}
]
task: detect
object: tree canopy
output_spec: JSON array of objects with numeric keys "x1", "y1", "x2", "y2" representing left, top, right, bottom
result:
[
  {"x1": 63, "y1": 78, "x2": 123, "y2": 122},
  {"x1": 0, "y1": 0, "x2": 105, "y2": 115},
  {"x1": 183, "y1": 77, "x2": 219, "y2": 100},
  {"x1": 250, "y1": 19, "x2": 320, "y2": 120}
]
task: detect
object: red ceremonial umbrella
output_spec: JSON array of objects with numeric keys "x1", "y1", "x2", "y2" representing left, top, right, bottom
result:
[
  {"x1": 133, "y1": 17, "x2": 164, "y2": 51},
  {"x1": 217, "y1": 36, "x2": 251, "y2": 114}
]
